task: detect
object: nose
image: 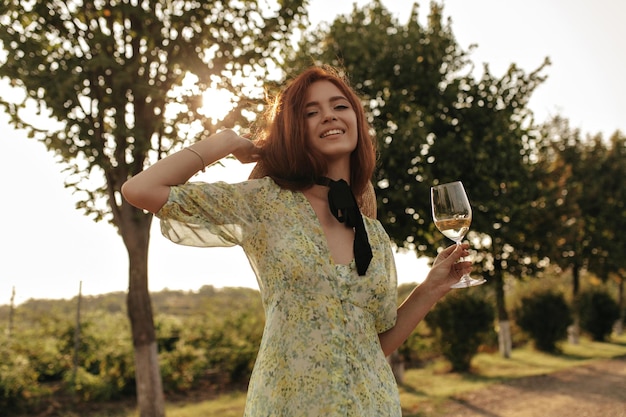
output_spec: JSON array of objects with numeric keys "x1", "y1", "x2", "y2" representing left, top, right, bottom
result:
[{"x1": 322, "y1": 109, "x2": 337, "y2": 123}]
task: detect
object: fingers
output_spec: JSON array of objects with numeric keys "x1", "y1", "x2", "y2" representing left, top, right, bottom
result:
[
  {"x1": 448, "y1": 242, "x2": 469, "y2": 253},
  {"x1": 423, "y1": 244, "x2": 473, "y2": 291},
  {"x1": 435, "y1": 243, "x2": 468, "y2": 265},
  {"x1": 438, "y1": 243, "x2": 468, "y2": 258},
  {"x1": 453, "y1": 260, "x2": 472, "y2": 279},
  {"x1": 232, "y1": 136, "x2": 262, "y2": 163},
  {"x1": 237, "y1": 153, "x2": 261, "y2": 164}
]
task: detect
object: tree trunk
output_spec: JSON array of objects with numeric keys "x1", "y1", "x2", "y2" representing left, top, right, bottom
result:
[
  {"x1": 123, "y1": 211, "x2": 165, "y2": 417},
  {"x1": 569, "y1": 264, "x2": 581, "y2": 344},
  {"x1": 568, "y1": 317, "x2": 580, "y2": 345},
  {"x1": 133, "y1": 341, "x2": 165, "y2": 417},
  {"x1": 616, "y1": 276, "x2": 624, "y2": 336},
  {"x1": 492, "y1": 264, "x2": 511, "y2": 358},
  {"x1": 498, "y1": 320, "x2": 512, "y2": 357},
  {"x1": 572, "y1": 264, "x2": 580, "y2": 299}
]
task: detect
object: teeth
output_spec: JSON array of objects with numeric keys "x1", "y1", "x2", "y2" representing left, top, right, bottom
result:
[{"x1": 321, "y1": 129, "x2": 343, "y2": 138}]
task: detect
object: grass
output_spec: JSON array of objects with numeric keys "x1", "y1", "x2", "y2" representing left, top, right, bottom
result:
[
  {"x1": 162, "y1": 393, "x2": 248, "y2": 417},
  {"x1": 49, "y1": 334, "x2": 626, "y2": 417},
  {"x1": 398, "y1": 333, "x2": 626, "y2": 416}
]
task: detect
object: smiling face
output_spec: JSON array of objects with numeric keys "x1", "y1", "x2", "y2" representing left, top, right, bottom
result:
[
  {"x1": 304, "y1": 80, "x2": 359, "y2": 169},
  {"x1": 254, "y1": 66, "x2": 376, "y2": 196}
]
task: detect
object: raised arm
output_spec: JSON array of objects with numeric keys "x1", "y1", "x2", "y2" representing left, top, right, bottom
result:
[
  {"x1": 378, "y1": 243, "x2": 471, "y2": 356},
  {"x1": 121, "y1": 129, "x2": 260, "y2": 214}
]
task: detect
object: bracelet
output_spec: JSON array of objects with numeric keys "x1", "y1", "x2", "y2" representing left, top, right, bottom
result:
[{"x1": 185, "y1": 147, "x2": 206, "y2": 172}]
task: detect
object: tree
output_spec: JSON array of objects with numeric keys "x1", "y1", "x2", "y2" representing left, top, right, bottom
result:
[
  {"x1": 536, "y1": 117, "x2": 589, "y2": 342},
  {"x1": 284, "y1": 1, "x2": 472, "y2": 253},
  {"x1": 601, "y1": 132, "x2": 626, "y2": 332},
  {"x1": 539, "y1": 121, "x2": 626, "y2": 339},
  {"x1": 283, "y1": 0, "x2": 548, "y2": 357},
  {"x1": 584, "y1": 131, "x2": 626, "y2": 331},
  {"x1": 0, "y1": 1, "x2": 307, "y2": 415},
  {"x1": 448, "y1": 63, "x2": 549, "y2": 357}
]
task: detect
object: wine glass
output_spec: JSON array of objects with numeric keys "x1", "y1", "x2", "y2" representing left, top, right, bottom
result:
[{"x1": 431, "y1": 181, "x2": 486, "y2": 288}]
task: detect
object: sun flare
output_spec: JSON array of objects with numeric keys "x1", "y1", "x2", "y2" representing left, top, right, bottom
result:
[{"x1": 200, "y1": 87, "x2": 235, "y2": 123}]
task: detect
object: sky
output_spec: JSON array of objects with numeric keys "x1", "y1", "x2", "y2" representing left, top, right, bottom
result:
[{"x1": 1, "y1": 0, "x2": 625, "y2": 305}]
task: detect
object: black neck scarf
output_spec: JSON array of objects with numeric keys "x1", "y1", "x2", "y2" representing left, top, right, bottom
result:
[{"x1": 315, "y1": 177, "x2": 373, "y2": 276}]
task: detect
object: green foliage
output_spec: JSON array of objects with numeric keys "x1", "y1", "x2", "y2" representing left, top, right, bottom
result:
[
  {"x1": 0, "y1": 337, "x2": 45, "y2": 411},
  {"x1": 154, "y1": 288, "x2": 265, "y2": 388},
  {"x1": 538, "y1": 121, "x2": 626, "y2": 298},
  {"x1": 575, "y1": 288, "x2": 620, "y2": 341},
  {"x1": 66, "y1": 366, "x2": 117, "y2": 402},
  {"x1": 398, "y1": 324, "x2": 438, "y2": 367},
  {"x1": 160, "y1": 340, "x2": 209, "y2": 393},
  {"x1": 157, "y1": 314, "x2": 210, "y2": 392},
  {"x1": 514, "y1": 291, "x2": 572, "y2": 352},
  {"x1": 204, "y1": 309, "x2": 265, "y2": 384},
  {"x1": 14, "y1": 329, "x2": 69, "y2": 383},
  {"x1": 425, "y1": 291, "x2": 495, "y2": 372},
  {"x1": 584, "y1": 132, "x2": 626, "y2": 281},
  {"x1": 57, "y1": 313, "x2": 135, "y2": 400},
  {"x1": 0, "y1": 288, "x2": 268, "y2": 413}
]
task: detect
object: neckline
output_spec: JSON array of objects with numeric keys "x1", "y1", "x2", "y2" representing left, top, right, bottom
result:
[{"x1": 296, "y1": 190, "x2": 355, "y2": 269}]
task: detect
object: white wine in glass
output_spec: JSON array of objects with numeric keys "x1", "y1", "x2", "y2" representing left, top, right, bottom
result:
[{"x1": 431, "y1": 181, "x2": 486, "y2": 288}]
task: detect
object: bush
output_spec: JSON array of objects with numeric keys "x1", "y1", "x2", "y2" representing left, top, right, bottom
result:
[
  {"x1": 0, "y1": 342, "x2": 42, "y2": 411},
  {"x1": 425, "y1": 291, "x2": 495, "y2": 372},
  {"x1": 205, "y1": 310, "x2": 264, "y2": 384},
  {"x1": 514, "y1": 290, "x2": 572, "y2": 353},
  {"x1": 575, "y1": 288, "x2": 620, "y2": 341},
  {"x1": 160, "y1": 341, "x2": 208, "y2": 392},
  {"x1": 60, "y1": 314, "x2": 135, "y2": 400},
  {"x1": 398, "y1": 324, "x2": 438, "y2": 368},
  {"x1": 65, "y1": 366, "x2": 116, "y2": 402}
]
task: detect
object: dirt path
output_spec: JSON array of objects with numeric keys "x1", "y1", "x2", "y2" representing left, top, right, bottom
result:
[{"x1": 437, "y1": 357, "x2": 626, "y2": 417}]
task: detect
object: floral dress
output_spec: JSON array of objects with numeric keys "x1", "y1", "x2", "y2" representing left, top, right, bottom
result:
[{"x1": 157, "y1": 176, "x2": 401, "y2": 416}]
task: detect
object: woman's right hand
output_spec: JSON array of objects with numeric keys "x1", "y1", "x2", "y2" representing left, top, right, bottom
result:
[{"x1": 122, "y1": 129, "x2": 260, "y2": 213}]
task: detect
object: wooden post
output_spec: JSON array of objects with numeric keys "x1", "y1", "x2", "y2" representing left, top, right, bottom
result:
[
  {"x1": 8, "y1": 286, "x2": 15, "y2": 337},
  {"x1": 72, "y1": 281, "x2": 83, "y2": 389}
]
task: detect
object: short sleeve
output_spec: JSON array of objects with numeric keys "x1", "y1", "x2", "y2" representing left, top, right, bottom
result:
[
  {"x1": 372, "y1": 221, "x2": 399, "y2": 333},
  {"x1": 374, "y1": 259, "x2": 398, "y2": 333},
  {"x1": 156, "y1": 179, "x2": 261, "y2": 248}
]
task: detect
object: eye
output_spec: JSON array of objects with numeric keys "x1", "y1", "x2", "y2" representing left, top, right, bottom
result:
[
  {"x1": 305, "y1": 110, "x2": 318, "y2": 118},
  {"x1": 334, "y1": 103, "x2": 350, "y2": 111}
]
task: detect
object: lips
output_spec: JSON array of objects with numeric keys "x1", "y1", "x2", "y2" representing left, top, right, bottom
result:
[{"x1": 320, "y1": 128, "x2": 344, "y2": 138}]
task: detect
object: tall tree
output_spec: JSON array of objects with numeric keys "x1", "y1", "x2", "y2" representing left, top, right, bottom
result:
[
  {"x1": 284, "y1": 0, "x2": 547, "y2": 357},
  {"x1": 0, "y1": 1, "x2": 307, "y2": 415},
  {"x1": 284, "y1": 1, "x2": 471, "y2": 253},
  {"x1": 585, "y1": 131, "x2": 626, "y2": 332},
  {"x1": 538, "y1": 120, "x2": 626, "y2": 339},
  {"x1": 445, "y1": 63, "x2": 548, "y2": 357},
  {"x1": 536, "y1": 116, "x2": 587, "y2": 300}
]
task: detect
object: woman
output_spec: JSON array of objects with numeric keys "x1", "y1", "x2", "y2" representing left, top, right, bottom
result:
[{"x1": 122, "y1": 66, "x2": 471, "y2": 416}]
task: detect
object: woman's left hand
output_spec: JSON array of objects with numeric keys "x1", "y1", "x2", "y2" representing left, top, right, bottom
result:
[{"x1": 423, "y1": 243, "x2": 472, "y2": 295}]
